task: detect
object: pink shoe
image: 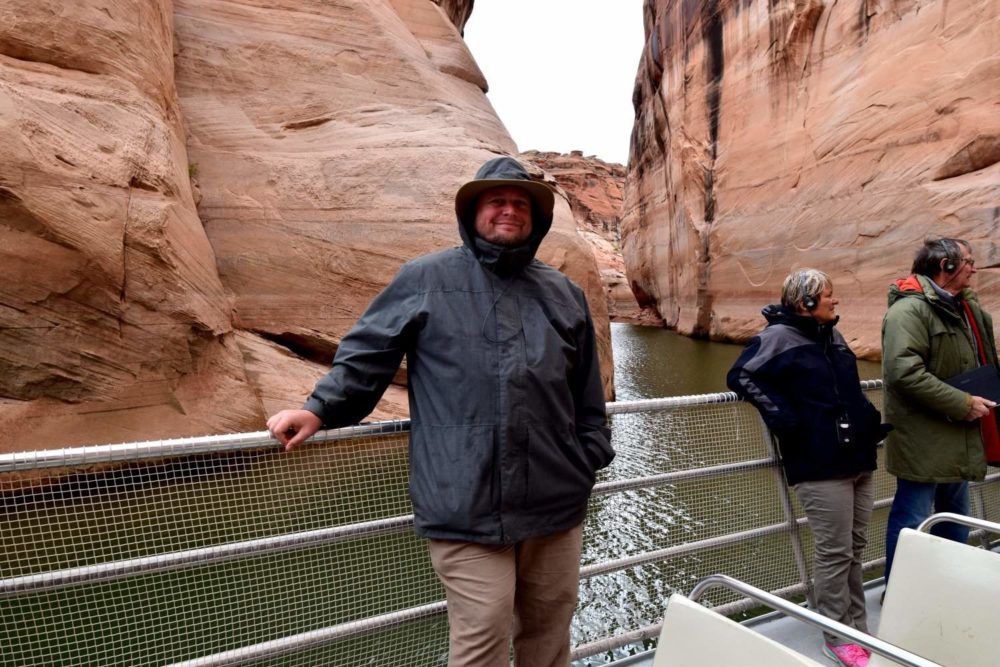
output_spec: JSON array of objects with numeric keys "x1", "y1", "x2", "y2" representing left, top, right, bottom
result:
[{"x1": 822, "y1": 643, "x2": 869, "y2": 667}]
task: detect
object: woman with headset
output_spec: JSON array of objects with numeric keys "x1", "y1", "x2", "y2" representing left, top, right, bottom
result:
[{"x1": 727, "y1": 268, "x2": 890, "y2": 667}]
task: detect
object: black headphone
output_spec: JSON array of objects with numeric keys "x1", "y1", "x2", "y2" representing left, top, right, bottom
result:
[
  {"x1": 803, "y1": 295, "x2": 817, "y2": 310},
  {"x1": 938, "y1": 239, "x2": 959, "y2": 272}
]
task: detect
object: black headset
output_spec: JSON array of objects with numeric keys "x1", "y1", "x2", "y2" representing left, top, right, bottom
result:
[
  {"x1": 939, "y1": 239, "x2": 959, "y2": 272},
  {"x1": 803, "y1": 295, "x2": 817, "y2": 310}
]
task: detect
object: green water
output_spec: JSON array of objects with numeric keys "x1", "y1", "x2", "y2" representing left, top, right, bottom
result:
[
  {"x1": 573, "y1": 324, "x2": 888, "y2": 662},
  {"x1": 610, "y1": 322, "x2": 881, "y2": 400}
]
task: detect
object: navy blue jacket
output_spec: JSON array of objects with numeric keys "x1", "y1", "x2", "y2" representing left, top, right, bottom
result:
[
  {"x1": 303, "y1": 195, "x2": 614, "y2": 544},
  {"x1": 727, "y1": 305, "x2": 883, "y2": 485}
]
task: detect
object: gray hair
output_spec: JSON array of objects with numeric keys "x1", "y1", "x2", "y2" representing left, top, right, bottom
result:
[
  {"x1": 911, "y1": 238, "x2": 970, "y2": 277},
  {"x1": 781, "y1": 268, "x2": 832, "y2": 310}
]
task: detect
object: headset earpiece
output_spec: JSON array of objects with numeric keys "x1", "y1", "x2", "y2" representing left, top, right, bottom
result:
[
  {"x1": 803, "y1": 296, "x2": 817, "y2": 310},
  {"x1": 944, "y1": 259, "x2": 956, "y2": 272}
]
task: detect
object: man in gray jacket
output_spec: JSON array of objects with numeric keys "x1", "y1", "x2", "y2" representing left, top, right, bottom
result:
[{"x1": 267, "y1": 156, "x2": 614, "y2": 667}]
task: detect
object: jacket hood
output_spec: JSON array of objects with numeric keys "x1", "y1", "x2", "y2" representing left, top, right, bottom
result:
[
  {"x1": 761, "y1": 303, "x2": 839, "y2": 337},
  {"x1": 887, "y1": 274, "x2": 978, "y2": 313},
  {"x1": 887, "y1": 274, "x2": 927, "y2": 308},
  {"x1": 457, "y1": 195, "x2": 553, "y2": 276}
]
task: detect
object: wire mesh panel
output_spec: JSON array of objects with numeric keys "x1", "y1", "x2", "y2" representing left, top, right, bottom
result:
[
  {"x1": 573, "y1": 384, "x2": 1000, "y2": 663},
  {"x1": 0, "y1": 431, "x2": 446, "y2": 667},
  {"x1": 2, "y1": 386, "x2": 999, "y2": 666}
]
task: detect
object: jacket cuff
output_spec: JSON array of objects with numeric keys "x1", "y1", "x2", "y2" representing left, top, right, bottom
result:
[
  {"x1": 302, "y1": 397, "x2": 328, "y2": 427},
  {"x1": 583, "y1": 439, "x2": 616, "y2": 471}
]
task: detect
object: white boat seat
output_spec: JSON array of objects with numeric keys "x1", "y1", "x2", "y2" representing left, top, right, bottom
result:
[
  {"x1": 870, "y1": 527, "x2": 1000, "y2": 667},
  {"x1": 652, "y1": 593, "x2": 823, "y2": 666}
]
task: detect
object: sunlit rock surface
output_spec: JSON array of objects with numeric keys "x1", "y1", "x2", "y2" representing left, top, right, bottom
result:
[
  {"x1": 0, "y1": 0, "x2": 612, "y2": 450},
  {"x1": 623, "y1": 0, "x2": 999, "y2": 357}
]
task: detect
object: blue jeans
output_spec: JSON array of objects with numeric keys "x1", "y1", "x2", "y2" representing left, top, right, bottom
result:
[{"x1": 884, "y1": 478, "x2": 970, "y2": 580}]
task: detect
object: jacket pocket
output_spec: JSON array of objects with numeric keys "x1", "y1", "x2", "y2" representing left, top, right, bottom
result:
[
  {"x1": 409, "y1": 424, "x2": 497, "y2": 538},
  {"x1": 847, "y1": 400, "x2": 884, "y2": 447},
  {"x1": 525, "y1": 424, "x2": 595, "y2": 512},
  {"x1": 927, "y1": 327, "x2": 963, "y2": 378}
]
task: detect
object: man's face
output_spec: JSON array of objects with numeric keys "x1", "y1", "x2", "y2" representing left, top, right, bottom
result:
[
  {"x1": 474, "y1": 186, "x2": 533, "y2": 247},
  {"x1": 934, "y1": 244, "x2": 976, "y2": 294},
  {"x1": 949, "y1": 247, "x2": 977, "y2": 292}
]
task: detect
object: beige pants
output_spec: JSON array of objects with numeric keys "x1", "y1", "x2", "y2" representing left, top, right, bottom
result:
[
  {"x1": 428, "y1": 523, "x2": 584, "y2": 667},
  {"x1": 794, "y1": 472, "x2": 875, "y2": 645}
]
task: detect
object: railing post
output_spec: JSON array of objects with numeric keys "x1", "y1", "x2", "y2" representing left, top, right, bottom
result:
[
  {"x1": 761, "y1": 419, "x2": 815, "y2": 609},
  {"x1": 970, "y1": 482, "x2": 991, "y2": 549}
]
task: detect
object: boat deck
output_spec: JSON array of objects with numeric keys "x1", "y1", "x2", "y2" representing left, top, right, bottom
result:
[{"x1": 611, "y1": 580, "x2": 886, "y2": 667}]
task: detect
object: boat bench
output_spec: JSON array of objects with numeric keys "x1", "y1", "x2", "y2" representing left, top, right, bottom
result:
[
  {"x1": 652, "y1": 593, "x2": 823, "y2": 666},
  {"x1": 870, "y1": 526, "x2": 1000, "y2": 667},
  {"x1": 652, "y1": 513, "x2": 999, "y2": 666}
]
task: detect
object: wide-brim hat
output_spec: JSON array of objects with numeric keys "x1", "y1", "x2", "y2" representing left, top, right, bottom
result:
[{"x1": 454, "y1": 156, "x2": 555, "y2": 221}]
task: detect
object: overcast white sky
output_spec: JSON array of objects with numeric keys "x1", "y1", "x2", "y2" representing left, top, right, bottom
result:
[{"x1": 463, "y1": 1, "x2": 645, "y2": 166}]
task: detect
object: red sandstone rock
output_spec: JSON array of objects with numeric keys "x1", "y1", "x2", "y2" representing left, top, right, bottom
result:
[
  {"x1": 0, "y1": 0, "x2": 612, "y2": 450},
  {"x1": 0, "y1": 0, "x2": 255, "y2": 447},
  {"x1": 623, "y1": 0, "x2": 999, "y2": 357},
  {"x1": 522, "y1": 151, "x2": 656, "y2": 326},
  {"x1": 522, "y1": 151, "x2": 626, "y2": 238}
]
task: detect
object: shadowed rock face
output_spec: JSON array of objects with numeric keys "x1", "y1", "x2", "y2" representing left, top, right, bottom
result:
[
  {"x1": 624, "y1": 0, "x2": 999, "y2": 357},
  {"x1": 0, "y1": 0, "x2": 612, "y2": 450}
]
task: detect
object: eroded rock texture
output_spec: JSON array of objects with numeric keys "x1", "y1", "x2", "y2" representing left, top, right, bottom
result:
[
  {"x1": 0, "y1": 0, "x2": 612, "y2": 450},
  {"x1": 0, "y1": 0, "x2": 252, "y2": 447},
  {"x1": 624, "y1": 0, "x2": 999, "y2": 356},
  {"x1": 522, "y1": 150, "x2": 659, "y2": 325}
]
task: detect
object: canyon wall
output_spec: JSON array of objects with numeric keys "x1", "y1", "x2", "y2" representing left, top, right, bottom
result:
[
  {"x1": 521, "y1": 150, "x2": 657, "y2": 324},
  {"x1": 0, "y1": 0, "x2": 612, "y2": 450},
  {"x1": 624, "y1": 0, "x2": 999, "y2": 356},
  {"x1": 0, "y1": 0, "x2": 251, "y2": 446}
]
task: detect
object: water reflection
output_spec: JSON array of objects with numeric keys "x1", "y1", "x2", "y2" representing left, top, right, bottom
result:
[
  {"x1": 611, "y1": 323, "x2": 743, "y2": 399},
  {"x1": 611, "y1": 322, "x2": 881, "y2": 400},
  {"x1": 611, "y1": 324, "x2": 880, "y2": 401}
]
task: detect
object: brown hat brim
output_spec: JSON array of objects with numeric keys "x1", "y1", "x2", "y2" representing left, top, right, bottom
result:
[{"x1": 454, "y1": 178, "x2": 555, "y2": 221}]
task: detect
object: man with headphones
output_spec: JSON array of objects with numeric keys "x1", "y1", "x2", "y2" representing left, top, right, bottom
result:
[{"x1": 881, "y1": 238, "x2": 999, "y2": 583}]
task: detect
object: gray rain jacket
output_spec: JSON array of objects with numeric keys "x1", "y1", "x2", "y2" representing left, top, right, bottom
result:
[{"x1": 303, "y1": 199, "x2": 614, "y2": 544}]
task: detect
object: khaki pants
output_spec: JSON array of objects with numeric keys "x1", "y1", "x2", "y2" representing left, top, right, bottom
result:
[
  {"x1": 794, "y1": 472, "x2": 875, "y2": 645},
  {"x1": 428, "y1": 524, "x2": 583, "y2": 667}
]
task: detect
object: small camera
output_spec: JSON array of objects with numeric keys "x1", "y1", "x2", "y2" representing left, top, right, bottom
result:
[{"x1": 836, "y1": 414, "x2": 853, "y2": 446}]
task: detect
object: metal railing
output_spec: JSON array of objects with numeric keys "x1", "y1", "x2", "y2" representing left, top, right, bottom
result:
[
  {"x1": 687, "y1": 575, "x2": 941, "y2": 667},
  {"x1": 917, "y1": 512, "x2": 1000, "y2": 536},
  {"x1": 2, "y1": 383, "x2": 999, "y2": 666}
]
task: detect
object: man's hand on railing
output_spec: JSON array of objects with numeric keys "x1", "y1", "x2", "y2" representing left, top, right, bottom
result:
[{"x1": 266, "y1": 410, "x2": 322, "y2": 451}]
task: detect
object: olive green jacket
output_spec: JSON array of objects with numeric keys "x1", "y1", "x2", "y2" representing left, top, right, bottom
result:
[{"x1": 881, "y1": 274, "x2": 997, "y2": 482}]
